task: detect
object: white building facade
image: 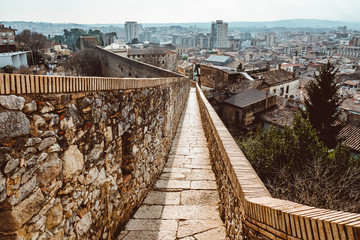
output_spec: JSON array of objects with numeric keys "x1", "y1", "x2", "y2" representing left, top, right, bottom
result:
[
  {"x1": 0, "y1": 51, "x2": 29, "y2": 69},
  {"x1": 210, "y1": 20, "x2": 228, "y2": 48},
  {"x1": 124, "y1": 21, "x2": 139, "y2": 43}
]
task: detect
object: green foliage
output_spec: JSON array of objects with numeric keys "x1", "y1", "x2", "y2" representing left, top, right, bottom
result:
[
  {"x1": 63, "y1": 28, "x2": 86, "y2": 51},
  {"x1": 303, "y1": 61, "x2": 343, "y2": 148},
  {"x1": 51, "y1": 35, "x2": 65, "y2": 44},
  {"x1": 181, "y1": 55, "x2": 188, "y2": 60},
  {"x1": 241, "y1": 115, "x2": 325, "y2": 177},
  {"x1": 131, "y1": 38, "x2": 139, "y2": 44},
  {"x1": 87, "y1": 29, "x2": 104, "y2": 45},
  {"x1": 240, "y1": 115, "x2": 360, "y2": 213}
]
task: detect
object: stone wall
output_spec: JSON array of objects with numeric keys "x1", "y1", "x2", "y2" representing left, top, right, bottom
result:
[
  {"x1": 91, "y1": 47, "x2": 183, "y2": 79},
  {"x1": 194, "y1": 81, "x2": 360, "y2": 240},
  {"x1": 0, "y1": 75, "x2": 189, "y2": 239}
]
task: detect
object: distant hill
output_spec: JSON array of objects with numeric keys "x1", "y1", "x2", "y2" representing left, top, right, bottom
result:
[
  {"x1": 142, "y1": 19, "x2": 360, "y2": 30},
  {"x1": 1, "y1": 19, "x2": 360, "y2": 36}
]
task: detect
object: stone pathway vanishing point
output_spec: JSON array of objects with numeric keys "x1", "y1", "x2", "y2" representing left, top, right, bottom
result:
[{"x1": 118, "y1": 88, "x2": 226, "y2": 240}]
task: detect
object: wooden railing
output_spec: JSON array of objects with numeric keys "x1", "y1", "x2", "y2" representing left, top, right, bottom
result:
[{"x1": 0, "y1": 74, "x2": 185, "y2": 95}]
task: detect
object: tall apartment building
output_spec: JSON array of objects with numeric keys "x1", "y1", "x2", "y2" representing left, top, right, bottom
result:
[
  {"x1": 265, "y1": 33, "x2": 276, "y2": 47},
  {"x1": 210, "y1": 20, "x2": 228, "y2": 48},
  {"x1": 0, "y1": 24, "x2": 16, "y2": 52},
  {"x1": 195, "y1": 34, "x2": 210, "y2": 48},
  {"x1": 124, "y1": 21, "x2": 139, "y2": 43}
]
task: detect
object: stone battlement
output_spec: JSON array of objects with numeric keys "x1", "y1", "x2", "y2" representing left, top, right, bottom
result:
[{"x1": 193, "y1": 81, "x2": 360, "y2": 240}]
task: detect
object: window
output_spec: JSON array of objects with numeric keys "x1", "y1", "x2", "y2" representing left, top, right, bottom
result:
[
  {"x1": 9, "y1": 39, "x2": 14, "y2": 43},
  {"x1": 1, "y1": 33, "x2": 6, "y2": 37},
  {"x1": 286, "y1": 85, "x2": 289, "y2": 94},
  {"x1": 280, "y1": 87, "x2": 284, "y2": 96},
  {"x1": 3, "y1": 39, "x2": 8, "y2": 44},
  {"x1": 8, "y1": 32, "x2": 13, "y2": 36}
]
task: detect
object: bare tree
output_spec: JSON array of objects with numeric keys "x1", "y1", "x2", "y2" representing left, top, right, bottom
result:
[
  {"x1": 62, "y1": 49, "x2": 102, "y2": 76},
  {"x1": 17, "y1": 30, "x2": 50, "y2": 64}
]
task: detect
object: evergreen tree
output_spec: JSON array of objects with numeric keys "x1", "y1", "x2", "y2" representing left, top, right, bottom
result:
[{"x1": 303, "y1": 61, "x2": 343, "y2": 148}]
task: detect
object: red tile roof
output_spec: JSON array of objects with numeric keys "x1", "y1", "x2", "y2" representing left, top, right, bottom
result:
[{"x1": 338, "y1": 123, "x2": 360, "y2": 152}]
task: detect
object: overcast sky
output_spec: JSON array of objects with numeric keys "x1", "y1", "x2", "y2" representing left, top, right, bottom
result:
[{"x1": 1, "y1": 0, "x2": 360, "y2": 24}]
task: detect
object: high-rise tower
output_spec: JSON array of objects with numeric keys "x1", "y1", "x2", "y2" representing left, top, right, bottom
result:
[
  {"x1": 210, "y1": 20, "x2": 228, "y2": 48},
  {"x1": 124, "y1": 21, "x2": 139, "y2": 43}
]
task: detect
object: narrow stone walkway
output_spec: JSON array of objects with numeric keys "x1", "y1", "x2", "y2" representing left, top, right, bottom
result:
[{"x1": 118, "y1": 88, "x2": 226, "y2": 240}]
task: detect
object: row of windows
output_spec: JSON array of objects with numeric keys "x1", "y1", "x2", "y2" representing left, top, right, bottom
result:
[
  {"x1": 1, "y1": 32, "x2": 13, "y2": 37},
  {"x1": 1, "y1": 39, "x2": 14, "y2": 44},
  {"x1": 273, "y1": 85, "x2": 290, "y2": 97}
]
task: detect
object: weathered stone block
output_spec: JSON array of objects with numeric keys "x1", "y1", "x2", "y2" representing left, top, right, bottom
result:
[
  {"x1": 0, "y1": 188, "x2": 45, "y2": 232},
  {"x1": 37, "y1": 154, "x2": 62, "y2": 186},
  {"x1": 8, "y1": 176, "x2": 36, "y2": 206},
  {"x1": 38, "y1": 137, "x2": 57, "y2": 151},
  {"x1": 24, "y1": 100, "x2": 37, "y2": 112},
  {"x1": 46, "y1": 203, "x2": 63, "y2": 229},
  {"x1": 0, "y1": 95, "x2": 25, "y2": 110},
  {"x1": 75, "y1": 212, "x2": 92, "y2": 237},
  {"x1": 4, "y1": 158, "x2": 20, "y2": 174},
  {"x1": 62, "y1": 145, "x2": 84, "y2": 178},
  {"x1": 0, "y1": 111, "x2": 30, "y2": 139}
]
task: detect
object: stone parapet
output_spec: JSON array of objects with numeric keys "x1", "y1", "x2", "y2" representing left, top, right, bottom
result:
[
  {"x1": 195, "y1": 82, "x2": 360, "y2": 240},
  {"x1": 0, "y1": 74, "x2": 189, "y2": 239}
]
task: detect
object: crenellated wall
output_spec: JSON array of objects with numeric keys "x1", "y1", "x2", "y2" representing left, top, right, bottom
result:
[
  {"x1": 0, "y1": 74, "x2": 189, "y2": 240},
  {"x1": 193, "y1": 81, "x2": 360, "y2": 240}
]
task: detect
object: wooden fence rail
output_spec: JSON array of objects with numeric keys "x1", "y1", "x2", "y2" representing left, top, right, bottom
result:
[{"x1": 0, "y1": 74, "x2": 184, "y2": 95}]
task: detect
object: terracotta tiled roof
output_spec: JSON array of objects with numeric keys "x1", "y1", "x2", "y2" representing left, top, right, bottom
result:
[
  {"x1": 338, "y1": 123, "x2": 360, "y2": 152},
  {"x1": 260, "y1": 106, "x2": 298, "y2": 127},
  {"x1": 224, "y1": 79, "x2": 260, "y2": 95},
  {"x1": 252, "y1": 69, "x2": 294, "y2": 86},
  {"x1": 224, "y1": 88, "x2": 273, "y2": 108},
  {"x1": 340, "y1": 98, "x2": 360, "y2": 113}
]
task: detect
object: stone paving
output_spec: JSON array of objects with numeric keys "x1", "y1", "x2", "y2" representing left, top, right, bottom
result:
[{"x1": 118, "y1": 88, "x2": 226, "y2": 240}]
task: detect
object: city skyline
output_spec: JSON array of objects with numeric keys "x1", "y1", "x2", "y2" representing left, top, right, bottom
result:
[{"x1": 1, "y1": 0, "x2": 360, "y2": 24}]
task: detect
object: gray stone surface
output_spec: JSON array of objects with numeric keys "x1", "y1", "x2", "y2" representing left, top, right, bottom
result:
[
  {"x1": 0, "y1": 111, "x2": 30, "y2": 139},
  {"x1": 177, "y1": 220, "x2": 224, "y2": 238},
  {"x1": 119, "y1": 231, "x2": 176, "y2": 240},
  {"x1": 24, "y1": 100, "x2": 37, "y2": 112},
  {"x1": 8, "y1": 177, "x2": 36, "y2": 206},
  {"x1": 155, "y1": 180, "x2": 190, "y2": 190},
  {"x1": 125, "y1": 219, "x2": 178, "y2": 231},
  {"x1": 133, "y1": 205, "x2": 163, "y2": 219},
  {"x1": 0, "y1": 78, "x2": 189, "y2": 239},
  {"x1": 120, "y1": 89, "x2": 225, "y2": 240},
  {"x1": 38, "y1": 137, "x2": 57, "y2": 151},
  {"x1": 0, "y1": 95, "x2": 25, "y2": 110},
  {"x1": 181, "y1": 190, "x2": 220, "y2": 206},
  {"x1": 25, "y1": 138, "x2": 41, "y2": 147},
  {"x1": 62, "y1": 145, "x2": 84, "y2": 178},
  {"x1": 4, "y1": 158, "x2": 20, "y2": 174},
  {"x1": 75, "y1": 212, "x2": 92, "y2": 236},
  {"x1": 143, "y1": 191, "x2": 181, "y2": 205}
]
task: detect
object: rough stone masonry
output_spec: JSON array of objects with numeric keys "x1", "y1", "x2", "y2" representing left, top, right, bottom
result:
[{"x1": 0, "y1": 79, "x2": 189, "y2": 240}]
